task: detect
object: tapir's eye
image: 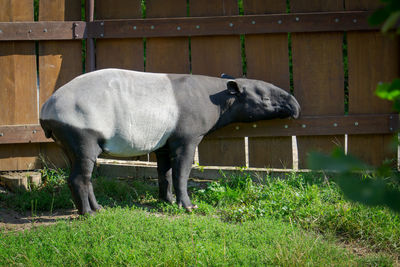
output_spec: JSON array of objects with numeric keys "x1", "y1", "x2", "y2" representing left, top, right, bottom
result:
[{"x1": 262, "y1": 96, "x2": 270, "y2": 102}]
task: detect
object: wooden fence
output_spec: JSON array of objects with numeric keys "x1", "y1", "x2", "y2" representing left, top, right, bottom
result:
[{"x1": 0, "y1": 0, "x2": 398, "y2": 171}]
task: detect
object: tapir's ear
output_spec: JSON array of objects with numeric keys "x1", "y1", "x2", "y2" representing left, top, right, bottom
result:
[{"x1": 227, "y1": 80, "x2": 244, "y2": 95}]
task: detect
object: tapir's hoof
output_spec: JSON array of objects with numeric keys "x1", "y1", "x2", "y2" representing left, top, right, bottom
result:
[
  {"x1": 185, "y1": 205, "x2": 198, "y2": 213},
  {"x1": 80, "y1": 210, "x2": 95, "y2": 217},
  {"x1": 94, "y1": 205, "x2": 104, "y2": 212}
]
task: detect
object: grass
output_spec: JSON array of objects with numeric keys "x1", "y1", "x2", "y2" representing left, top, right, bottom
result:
[
  {"x1": 0, "y1": 168, "x2": 399, "y2": 265},
  {"x1": 0, "y1": 207, "x2": 380, "y2": 266}
]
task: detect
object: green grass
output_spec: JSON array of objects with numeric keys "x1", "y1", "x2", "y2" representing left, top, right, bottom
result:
[
  {"x1": 0, "y1": 168, "x2": 399, "y2": 265},
  {"x1": 0, "y1": 207, "x2": 391, "y2": 266}
]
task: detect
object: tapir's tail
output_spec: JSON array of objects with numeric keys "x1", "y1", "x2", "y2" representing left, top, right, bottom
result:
[{"x1": 40, "y1": 119, "x2": 53, "y2": 139}]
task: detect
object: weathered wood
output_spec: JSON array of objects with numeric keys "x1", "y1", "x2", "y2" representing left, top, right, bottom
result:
[
  {"x1": 89, "y1": 11, "x2": 376, "y2": 39},
  {"x1": 0, "y1": 0, "x2": 40, "y2": 171},
  {"x1": 0, "y1": 11, "x2": 378, "y2": 41},
  {"x1": 205, "y1": 114, "x2": 399, "y2": 139},
  {"x1": 95, "y1": 0, "x2": 144, "y2": 161},
  {"x1": 145, "y1": 0, "x2": 189, "y2": 162},
  {"x1": 0, "y1": 172, "x2": 42, "y2": 191},
  {"x1": 0, "y1": 125, "x2": 50, "y2": 144},
  {"x1": 190, "y1": 0, "x2": 245, "y2": 166},
  {"x1": 96, "y1": 0, "x2": 143, "y2": 71},
  {"x1": 37, "y1": 0, "x2": 82, "y2": 169},
  {"x1": 0, "y1": 144, "x2": 40, "y2": 171},
  {"x1": 86, "y1": 0, "x2": 95, "y2": 72},
  {"x1": 146, "y1": 0, "x2": 189, "y2": 74},
  {"x1": 244, "y1": 0, "x2": 292, "y2": 168},
  {"x1": 347, "y1": 30, "x2": 399, "y2": 165},
  {"x1": 0, "y1": 21, "x2": 85, "y2": 40},
  {"x1": 1, "y1": 114, "x2": 396, "y2": 145},
  {"x1": 291, "y1": 0, "x2": 345, "y2": 169},
  {"x1": 346, "y1": 0, "x2": 398, "y2": 166}
]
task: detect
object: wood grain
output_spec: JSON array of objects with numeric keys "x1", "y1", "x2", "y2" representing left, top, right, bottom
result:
[
  {"x1": 345, "y1": 0, "x2": 383, "y2": 10},
  {"x1": 146, "y1": 0, "x2": 189, "y2": 74},
  {"x1": 96, "y1": 0, "x2": 143, "y2": 71},
  {"x1": 37, "y1": 0, "x2": 82, "y2": 169},
  {"x1": 96, "y1": 0, "x2": 145, "y2": 161},
  {"x1": 346, "y1": 0, "x2": 398, "y2": 166},
  {"x1": 0, "y1": 0, "x2": 40, "y2": 170},
  {"x1": 190, "y1": 0, "x2": 245, "y2": 166},
  {"x1": 244, "y1": 0, "x2": 292, "y2": 168},
  {"x1": 145, "y1": 0, "x2": 189, "y2": 162},
  {"x1": 347, "y1": 31, "x2": 399, "y2": 165},
  {"x1": 291, "y1": 0, "x2": 345, "y2": 169}
]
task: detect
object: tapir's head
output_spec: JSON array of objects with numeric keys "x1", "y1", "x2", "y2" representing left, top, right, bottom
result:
[{"x1": 227, "y1": 79, "x2": 300, "y2": 122}]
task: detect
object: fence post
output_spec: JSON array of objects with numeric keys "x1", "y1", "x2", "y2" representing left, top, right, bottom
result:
[{"x1": 86, "y1": 0, "x2": 95, "y2": 72}]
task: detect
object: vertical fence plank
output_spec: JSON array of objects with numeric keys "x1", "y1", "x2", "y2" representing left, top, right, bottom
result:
[
  {"x1": 144, "y1": 0, "x2": 189, "y2": 162},
  {"x1": 244, "y1": 0, "x2": 292, "y2": 169},
  {"x1": 96, "y1": 0, "x2": 143, "y2": 70},
  {"x1": 38, "y1": 0, "x2": 82, "y2": 168},
  {"x1": 347, "y1": 0, "x2": 398, "y2": 166},
  {"x1": 0, "y1": 0, "x2": 39, "y2": 171},
  {"x1": 96, "y1": 0, "x2": 145, "y2": 161},
  {"x1": 291, "y1": 0, "x2": 345, "y2": 169},
  {"x1": 190, "y1": 0, "x2": 245, "y2": 166},
  {"x1": 146, "y1": 0, "x2": 189, "y2": 73}
]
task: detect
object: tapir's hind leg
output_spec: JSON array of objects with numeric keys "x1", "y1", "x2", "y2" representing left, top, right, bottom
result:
[{"x1": 46, "y1": 120, "x2": 103, "y2": 215}]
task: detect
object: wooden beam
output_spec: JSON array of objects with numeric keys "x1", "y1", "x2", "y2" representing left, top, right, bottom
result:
[
  {"x1": 0, "y1": 21, "x2": 85, "y2": 40},
  {"x1": 0, "y1": 125, "x2": 51, "y2": 144},
  {"x1": 205, "y1": 114, "x2": 399, "y2": 139},
  {"x1": 92, "y1": 11, "x2": 377, "y2": 39},
  {"x1": 1, "y1": 114, "x2": 397, "y2": 144},
  {"x1": 0, "y1": 11, "x2": 377, "y2": 41}
]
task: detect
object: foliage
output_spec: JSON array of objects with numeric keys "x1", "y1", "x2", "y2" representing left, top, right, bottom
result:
[
  {"x1": 308, "y1": 148, "x2": 400, "y2": 213},
  {"x1": 308, "y1": 0, "x2": 400, "y2": 215},
  {"x1": 194, "y1": 172, "x2": 400, "y2": 255},
  {"x1": 368, "y1": 0, "x2": 400, "y2": 34}
]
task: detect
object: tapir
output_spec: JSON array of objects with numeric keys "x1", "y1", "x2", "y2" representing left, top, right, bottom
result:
[{"x1": 40, "y1": 68, "x2": 300, "y2": 215}]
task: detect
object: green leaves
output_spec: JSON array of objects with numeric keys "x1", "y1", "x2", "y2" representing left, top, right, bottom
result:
[
  {"x1": 308, "y1": 148, "x2": 369, "y2": 172},
  {"x1": 375, "y1": 78, "x2": 400, "y2": 111},
  {"x1": 308, "y1": 148, "x2": 400, "y2": 213},
  {"x1": 382, "y1": 11, "x2": 400, "y2": 33},
  {"x1": 376, "y1": 79, "x2": 400, "y2": 101},
  {"x1": 368, "y1": 0, "x2": 400, "y2": 34},
  {"x1": 334, "y1": 174, "x2": 400, "y2": 212}
]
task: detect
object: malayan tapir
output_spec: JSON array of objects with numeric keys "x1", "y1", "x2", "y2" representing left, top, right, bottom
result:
[{"x1": 40, "y1": 68, "x2": 300, "y2": 215}]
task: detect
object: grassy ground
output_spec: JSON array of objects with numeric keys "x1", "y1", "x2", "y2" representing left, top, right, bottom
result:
[{"x1": 0, "y1": 168, "x2": 399, "y2": 266}]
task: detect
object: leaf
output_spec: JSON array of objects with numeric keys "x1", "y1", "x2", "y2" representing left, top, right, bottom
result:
[
  {"x1": 369, "y1": 7, "x2": 390, "y2": 25},
  {"x1": 381, "y1": 10, "x2": 400, "y2": 33},
  {"x1": 393, "y1": 99, "x2": 400, "y2": 112},
  {"x1": 375, "y1": 79, "x2": 400, "y2": 100},
  {"x1": 334, "y1": 173, "x2": 400, "y2": 213},
  {"x1": 308, "y1": 148, "x2": 369, "y2": 172}
]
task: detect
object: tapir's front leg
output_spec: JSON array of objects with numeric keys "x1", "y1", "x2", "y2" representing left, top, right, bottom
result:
[
  {"x1": 169, "y1": 138, "x2": 202, "y2": 211},
  {"x1": 155, "y1": 145, "x2": 173, "y2": 204}
]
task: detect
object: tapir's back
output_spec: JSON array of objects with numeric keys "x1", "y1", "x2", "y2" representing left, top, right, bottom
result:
[{"x1": 40, "y1": 69, "x2": 180, "y2": 156}]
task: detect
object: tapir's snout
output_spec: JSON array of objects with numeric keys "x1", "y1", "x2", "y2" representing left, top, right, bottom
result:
[{"x1": 288, "y1": 95, "x2": 301, "y2": 119}]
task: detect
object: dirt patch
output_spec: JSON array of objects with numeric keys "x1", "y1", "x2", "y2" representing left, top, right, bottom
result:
[{"x1": 0, "y1": 207, "x2": 79, "y2": 233}]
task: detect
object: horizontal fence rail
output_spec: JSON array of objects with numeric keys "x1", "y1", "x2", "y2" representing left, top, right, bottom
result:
[
  {"x1": 1, "y1": 114, "x2": 398, "y2": 144},
  {"x1": 0, "y1": 11, "x2": 377, "y2": 41},
  {"x1": 205, "y1": 114, "x2": 399, "y2": 139},
  {"x1": 0, "y1": 21, "x2": 85, "y2": 40}
]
